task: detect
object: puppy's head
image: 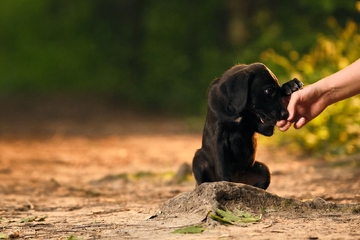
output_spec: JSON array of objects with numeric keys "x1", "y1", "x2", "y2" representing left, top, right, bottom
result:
[
  {"x1": 208, "y1": 63, "x2": 288, "y2": 136},
  {"x1": 246, "y1": 63, "x2": 288, "y2": 136}
]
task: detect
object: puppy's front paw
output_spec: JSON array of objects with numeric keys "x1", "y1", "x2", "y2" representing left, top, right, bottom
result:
[{"x1": 280, "y1": 78, "x2": 304, "y2": 96}]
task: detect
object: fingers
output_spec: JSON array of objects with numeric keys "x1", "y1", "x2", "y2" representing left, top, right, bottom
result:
[
  {"x1": 277, "y1": 117, "x2": 307, "y2": 131},
  {"x1": 277, "y1": 91, "x2": 307, "y2": 132},
  {"x1": 276, "y1": 120, "x2": 292, "y2": 132},
  {"x1": 279, "y1": 122, "x2": 292, "y2": 132},
  {"x1": 276, "y1": 120, "x2": 286, "y2": 127},
  {"x1": 285, "y1": 93, "x2": 299, "y2": 122},
  {"x1": 277, "y1": 118, "x2": 306, "y2": 132},
  {"x1": 294, "y1": 117, "x2": 307, "y2": 129}
]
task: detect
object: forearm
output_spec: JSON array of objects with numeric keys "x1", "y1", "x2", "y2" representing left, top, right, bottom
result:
[{"x1": 319, "y1": 58, "x2": 360, "y2": 106}]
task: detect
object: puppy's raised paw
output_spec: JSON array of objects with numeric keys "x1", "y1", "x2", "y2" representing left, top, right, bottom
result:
[{"x1": 280, "y1": 78, "x2": 304, "y2": 96}]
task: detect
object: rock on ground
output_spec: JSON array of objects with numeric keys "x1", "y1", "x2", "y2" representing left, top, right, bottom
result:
[{"x1": 155, "y1": 181, "x2": 359, "y2": 227}]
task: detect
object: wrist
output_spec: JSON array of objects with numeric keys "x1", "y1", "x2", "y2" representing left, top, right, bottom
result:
[{"x1": 312, "y1": 79, "x2": 333, "y2": 108}]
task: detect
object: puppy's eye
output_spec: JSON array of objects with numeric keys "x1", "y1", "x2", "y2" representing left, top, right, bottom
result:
[{"x1": 265, "y1": 87, "x2": 275, "y2": 96}]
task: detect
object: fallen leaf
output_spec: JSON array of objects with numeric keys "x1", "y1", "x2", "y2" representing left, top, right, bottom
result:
[
  {"x1": 0, "y1": 233, "x2": 8, "y2": 239},
  {"x1": 210, "y1": 213, "x2": 233, "y2": 224},
  {"x1": 37, "y1": 216, "x2": 48, "y2": 221},
  {"x1": 66, "y1": 235, "x2": 83, "y2": 240},
  {"x1": 216, "y1": 209, "x2": 243, "y2": 223},
  {"x1": 20, "y1": 216, "x2": 37, "y2": 223},
  {"x1": 210, "y1": 208, "x2": 261, "y2": 225},
  {"x1": 172, "y1": 225, "x2": 206, "y2": 234}
]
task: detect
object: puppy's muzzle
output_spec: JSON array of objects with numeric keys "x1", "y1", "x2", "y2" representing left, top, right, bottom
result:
[
  {"x1": 280, "y1": 108, "x2": 289, "y2": 120},
  {"x1": 257, "y1": 108, "x2": 288, "y2": 125}
]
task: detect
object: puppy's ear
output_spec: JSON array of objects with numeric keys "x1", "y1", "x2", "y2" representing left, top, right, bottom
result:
[{"x1": 219, "y1": 70, "x2": 252, "y2": 115}]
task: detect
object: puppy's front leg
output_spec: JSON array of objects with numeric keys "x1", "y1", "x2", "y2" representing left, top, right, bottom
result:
[{"x1": 214, "y1": 128, "x2": 231, "y2": 182}]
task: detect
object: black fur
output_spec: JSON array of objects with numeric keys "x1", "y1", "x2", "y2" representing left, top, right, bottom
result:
[{"x1": 192, "y1": 63, "x2": 303, "y2": 189}]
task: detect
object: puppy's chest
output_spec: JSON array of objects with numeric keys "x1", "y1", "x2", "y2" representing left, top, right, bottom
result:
[
  {"x1": 225, "y1": 131, "x2": 256, "y2": 158},
  {"x1": 224, "y1": 121, "x2": 256, "y2": 140}
]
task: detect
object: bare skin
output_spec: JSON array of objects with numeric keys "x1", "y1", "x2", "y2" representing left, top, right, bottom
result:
[{"x1": 277, "y1": 58, "x2": 360, "y2": 131}]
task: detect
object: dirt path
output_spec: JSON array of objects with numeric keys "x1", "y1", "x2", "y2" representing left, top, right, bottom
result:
[
  {"x1": 1, "y1": 134, "x2": 360, "y2": 239},
  {"x1": 1, "y1": 97, "x2": 360, "y2": 239}
]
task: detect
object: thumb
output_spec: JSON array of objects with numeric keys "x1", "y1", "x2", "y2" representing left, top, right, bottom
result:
[{"x1": 286, "y1": 96, "x2": 297, "y2": 121}]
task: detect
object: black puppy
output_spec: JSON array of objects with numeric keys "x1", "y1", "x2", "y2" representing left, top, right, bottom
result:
[{"x1": 192, "y1": 63, "x2": 303, "y2": 189}]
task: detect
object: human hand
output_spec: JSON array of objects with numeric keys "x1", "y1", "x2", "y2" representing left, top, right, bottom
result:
[
  {"x1": 278, "y1": 59, "x2": 360, "y2": 131},
  {"x1": 277, "y1": 84, "x2": 328, "y2": 131}
]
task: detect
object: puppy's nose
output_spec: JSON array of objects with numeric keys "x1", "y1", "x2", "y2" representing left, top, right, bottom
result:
[{"x1": 280, "y1": 109, "x2": 289, "y2": 120}]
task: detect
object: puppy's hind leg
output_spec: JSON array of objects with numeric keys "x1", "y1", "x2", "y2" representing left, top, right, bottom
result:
[
  {"x1": 192, "y1": 150, "x2": 215, "y2": 186},
  {"x1": 234, "y1": 161, "x2": 271, "y2": 190},
  {"x1": 250, "y1": 161, "x2": 271, "y2": 189}
]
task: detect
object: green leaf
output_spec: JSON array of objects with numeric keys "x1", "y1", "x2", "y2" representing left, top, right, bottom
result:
[
  {"x1": 172, "y1": 225, "x2": 206, "y2": 234},
  {"x1": 216, "y1": 209, "x2": 243, "y2": 223},
  {"x1": 238, "y1": 216, "x2": 262, "y2": 223},
  {"x1": 210, "y1": 208, "x2": 261, "y2": 225},
  {"x1": 20, "y1": 216, "x2": 37, "y2": 223},
  {"x1": 66, "y1": 235, "x2": 83, "y2": 240},
  {"x1": 19, "y1": 215, "x2": 48, "y2": 223},
  {"x1": 236, "y1": 210, "x2": 253, "y2": 218},
  {"x1": 37, "y1": 216, "x2": 48, "y2": 222},
  {"x1": 209, "y1": 213, "x2": 233, "y2": 224},
  {"x1": 0, "y1": 233, "x2": 8, "y2": 240}
]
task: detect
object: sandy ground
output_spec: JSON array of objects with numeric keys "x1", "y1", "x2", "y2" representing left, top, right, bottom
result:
[{"x1": 1, "y1": 96, "x2": 360, "y2": 239}]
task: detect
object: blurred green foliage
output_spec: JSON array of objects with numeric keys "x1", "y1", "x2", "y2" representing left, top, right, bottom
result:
[
  {"x1": 0, "y1": 0, "x2": 359, "y2": 156},
  {"x1": 1, "y1": 0, "x2": 359, "y2": 113},
  {"x1": 0, "y1": 0, "x2": 233, "y2": 114},
  {"x1": 261, "y1": 19, "x2": 360, "y2": 158}
]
